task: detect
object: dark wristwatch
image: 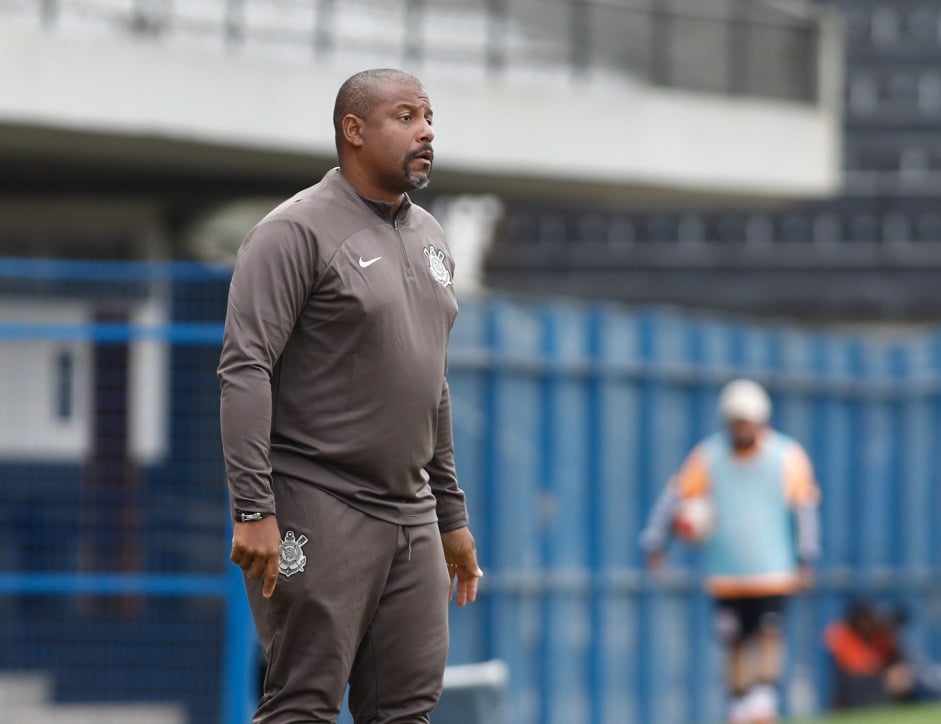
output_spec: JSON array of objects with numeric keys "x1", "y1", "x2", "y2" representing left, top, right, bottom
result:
[{"x1": 234, "y1": 510, "x2": 272, "y2": 523}]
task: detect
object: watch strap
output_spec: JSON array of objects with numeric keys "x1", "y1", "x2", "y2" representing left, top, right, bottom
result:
[{"x1": 234, "y1": 509, "x2": 272, "y2": 523}]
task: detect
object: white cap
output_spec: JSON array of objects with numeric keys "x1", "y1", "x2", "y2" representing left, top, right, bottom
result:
[{"x1": 718, "y1": 379, "x2": 771, "y2": 424}]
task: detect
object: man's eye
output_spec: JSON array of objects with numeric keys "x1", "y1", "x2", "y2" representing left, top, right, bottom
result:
[
  {"x1": 425, "y1": 117, "x2": 433, "y2": 126},
  {"x1": 400, "y1": 114, "x2": 411, "y2": 122}
]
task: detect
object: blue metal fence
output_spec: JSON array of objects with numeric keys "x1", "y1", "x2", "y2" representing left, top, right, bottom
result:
[{"x1": 1, "y1": 259, "x2": 940, "y2": 723}]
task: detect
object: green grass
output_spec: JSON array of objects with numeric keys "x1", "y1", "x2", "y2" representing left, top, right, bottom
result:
[{"x1": 787, "y1": 702, "x2": 941, "y2": 723}]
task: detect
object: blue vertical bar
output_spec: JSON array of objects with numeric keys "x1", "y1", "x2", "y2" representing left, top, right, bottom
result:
[
  {"x1": 481, "y1": 300, "x2": 499, "y2": 667},
  {"x1": 846, "y1": 339, "x2": 864, "y2": 571},
  {"x1": 686, "y1": 319, "x2": 709, "y2": 721},
  {"x1": 930, "y1": 334, "x2": 941, "y2": 660},
  {"x1": 886, "y1": 343, "x2": 906, "y2": 571},
  {"x1": 821, "y1": 334, "x2": 852, "y2": 573},
  {"x1": 635, "y1": 312, "x2": 656, "y2": 724},
  {"x1": 537, "y1": 308, "x2": 555, "y2": 724},
  {"x1": 223, "y1": 517, "x2": 256, "y2": 724},
  {"x1": 586, "y1": 307, "x2": 604, "y2": 724},
  {"x1": 902, "y1": 339, "x2": 932, "y2": 578},
  {"x1": 806, "y1": 331, "x2": 830, "y2": 715},
  {"x1": 931, "y1": 336, "x2": 941, "y2": 569}
]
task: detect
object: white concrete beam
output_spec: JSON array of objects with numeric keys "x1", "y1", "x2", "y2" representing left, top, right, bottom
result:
[{"x1": 0, "y1": 24, "x2": 842, "y2": 201}]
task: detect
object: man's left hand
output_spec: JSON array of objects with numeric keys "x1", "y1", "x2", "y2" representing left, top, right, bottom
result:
[{"x1": 441, "y1": 527, "x2": 483, "y2": 607}]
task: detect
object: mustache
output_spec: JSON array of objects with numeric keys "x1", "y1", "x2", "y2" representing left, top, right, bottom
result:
[{"x1": 407, "y1": 145, "x2": 434, "y2": 162}]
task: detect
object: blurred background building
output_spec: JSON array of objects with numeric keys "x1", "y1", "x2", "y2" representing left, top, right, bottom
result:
[
  {"x1": 3, "y1": 2, "x2": 941, "y2": 724},
  {"x1": 0, "y1": 0, "x2": 840, "y2": 267},
  {"x1": 486, "y1": 0, "x2": 941, "y2": 321}
]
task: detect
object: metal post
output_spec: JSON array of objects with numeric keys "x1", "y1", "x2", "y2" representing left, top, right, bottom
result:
[
  {"x1": 403, "y1": 0, "x2": 424, "y2": 68},
  {"x1": 130, "y1": 0, "x2": 154, "y2": 35},
  {"x1": 224, "y1": 0, "x2": 244, "y2": 48},
  {"x1": 222, "y1": 518, "x2": 256, "y2": 724},
  {"x1": 536, "y1": 309, "x2": 557, "y2": 724},
  {"x1": 569, "y1": 0, "x2": 590, "y2": 79},
  {"x1": 686, "y1": 322, "x2": 709, "y2": 718},
  {"x1": 649, "y1": 0, "x2": 671, "y2": 87},
  {"x1": 481, "y1": 301, "x2": 500, "y2": 667},
  {"x1": 814, "y1": 6, "x2": 843, "y2": 107},
  {"x1": 313, "y1": 0, "x2": 334, "y2": 58},
  {"x1": 486, "y1": 0, "x2": 507, "y2": 76},
  {"x1": 39, "y1": 0, "x2": 59, "y2": 27},
  {"x1": 634, "y1": 312, "x2": 656, "y2": 724},
  {"x1": 585, "y1": 308, "x2": 605, "y2": 724},
  {"x1": 727, "y1": 0, "x2": 749, "y2": 96}
]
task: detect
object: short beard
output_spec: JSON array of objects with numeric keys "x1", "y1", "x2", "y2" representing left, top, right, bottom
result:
[
  {"x1": 406, "y1": 173, "x2": 430, "y2": 190},
  {"x1": 403, "y1": 150, "x2": 432, "y2": 190}
]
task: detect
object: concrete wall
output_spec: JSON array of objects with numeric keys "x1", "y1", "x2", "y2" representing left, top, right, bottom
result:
[{"x1": 0, "y1": 21, "x2": 842, "y2": 203}]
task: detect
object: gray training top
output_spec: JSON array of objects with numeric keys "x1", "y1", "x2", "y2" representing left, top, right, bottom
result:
[{"x1": 218, "y1": 168, "x2": 468, "y2": 531}]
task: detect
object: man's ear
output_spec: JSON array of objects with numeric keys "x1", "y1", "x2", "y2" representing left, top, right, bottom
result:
[{"x1": 342, "y1": 114, "x2": 365, "y2": 148}]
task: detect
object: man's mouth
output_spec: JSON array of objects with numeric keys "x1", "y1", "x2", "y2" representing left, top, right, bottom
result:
[{"x1": 412, "y1": 148, "x2": 434, "y2": 164}]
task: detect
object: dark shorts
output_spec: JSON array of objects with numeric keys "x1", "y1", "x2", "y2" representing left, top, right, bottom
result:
[{"x1": 713, "y1": 595, "x2": 787, "y2": 645}]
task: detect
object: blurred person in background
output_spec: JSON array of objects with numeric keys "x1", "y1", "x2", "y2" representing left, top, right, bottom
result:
[
  {"x1": 824, "y1": 600, "x2": 941, "y2": 710},
  {"x1": 218, "y1": 68, "x2": 482, "y2": 723},
  {"x1": 640, "y1": 379, "x2": 821, "y2": 724}
]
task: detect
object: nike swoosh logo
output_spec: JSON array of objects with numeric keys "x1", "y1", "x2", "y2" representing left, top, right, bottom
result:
[{"x1": 358, "y1": 256, "x2": 382, "y2": 268}]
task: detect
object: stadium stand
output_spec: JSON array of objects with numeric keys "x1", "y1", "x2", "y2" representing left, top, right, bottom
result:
[
  {"x1": 0, "y1": 0, "x2": 840, "y2": 256},
  {"x1": 484, "y1": 0, "x2": 941, "y2": 321}
]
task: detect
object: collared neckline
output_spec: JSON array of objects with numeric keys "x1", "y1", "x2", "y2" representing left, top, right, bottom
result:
[{"x1": 330, "y1": 167, "x2": 412, "y2": 224}]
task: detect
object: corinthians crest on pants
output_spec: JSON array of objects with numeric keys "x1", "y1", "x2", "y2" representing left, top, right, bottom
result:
[
  {"x1": 423, "y1": 245, "x2": 452, "y2": 288},
  {"x1": 279, "y1": 530, "x2": 308, "y2": 577}
]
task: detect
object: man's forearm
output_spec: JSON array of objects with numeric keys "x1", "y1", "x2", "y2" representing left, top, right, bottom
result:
[
  {"x1": 427, "y1": 377, "x2": 468, "y2": 530},
  {"x1": 639, "y1": 479, "x2": 679, "y2": 553},
  {"x1": 220, "y1": 368, "x2": 276, "y2": 513}
]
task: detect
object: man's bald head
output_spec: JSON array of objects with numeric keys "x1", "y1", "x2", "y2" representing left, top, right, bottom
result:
[{"x1": 334, "y1": 69, "x2": 424, "y2": 152}]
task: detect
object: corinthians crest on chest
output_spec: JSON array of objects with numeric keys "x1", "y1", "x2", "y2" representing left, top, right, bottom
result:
[{"x1": 423, "y1": 244, "x2": 453, "y2": 288}]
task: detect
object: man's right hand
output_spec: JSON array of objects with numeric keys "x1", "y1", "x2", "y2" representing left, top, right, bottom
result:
[{"x1": 231, "y1": 515, "x2": 282, "y2": 598}]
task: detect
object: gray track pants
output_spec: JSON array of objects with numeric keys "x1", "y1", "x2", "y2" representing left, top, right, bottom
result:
[{"x1": 244, "y1": 477, "x2": 452, "y2": 723}]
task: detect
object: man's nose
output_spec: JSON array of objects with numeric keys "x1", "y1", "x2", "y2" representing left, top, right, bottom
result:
[{"x1": 419, "y1": 120, "x2": 434, "y2": 142}]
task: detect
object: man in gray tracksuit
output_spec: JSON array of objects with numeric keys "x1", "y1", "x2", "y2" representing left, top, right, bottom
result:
[{"x1": 218, "y1": 68, "x2": 482, "y2": 724}]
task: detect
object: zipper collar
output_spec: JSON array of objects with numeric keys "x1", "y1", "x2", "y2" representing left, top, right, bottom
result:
[
  {"x1": 361, "y1": 195, "x2": 412, "y2": 226},
  {"x1": 331, "y1": 167, "x2": 412, "y2": 225}
]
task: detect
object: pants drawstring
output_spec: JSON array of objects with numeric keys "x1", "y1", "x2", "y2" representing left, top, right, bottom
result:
[{"x1": 403, "y1": 526, "x2": 412, "y2": 561}]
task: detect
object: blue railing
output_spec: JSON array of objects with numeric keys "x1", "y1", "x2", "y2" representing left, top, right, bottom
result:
[{"x1": 2, "y1": 258, "x2": 941, "y2": 722}]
